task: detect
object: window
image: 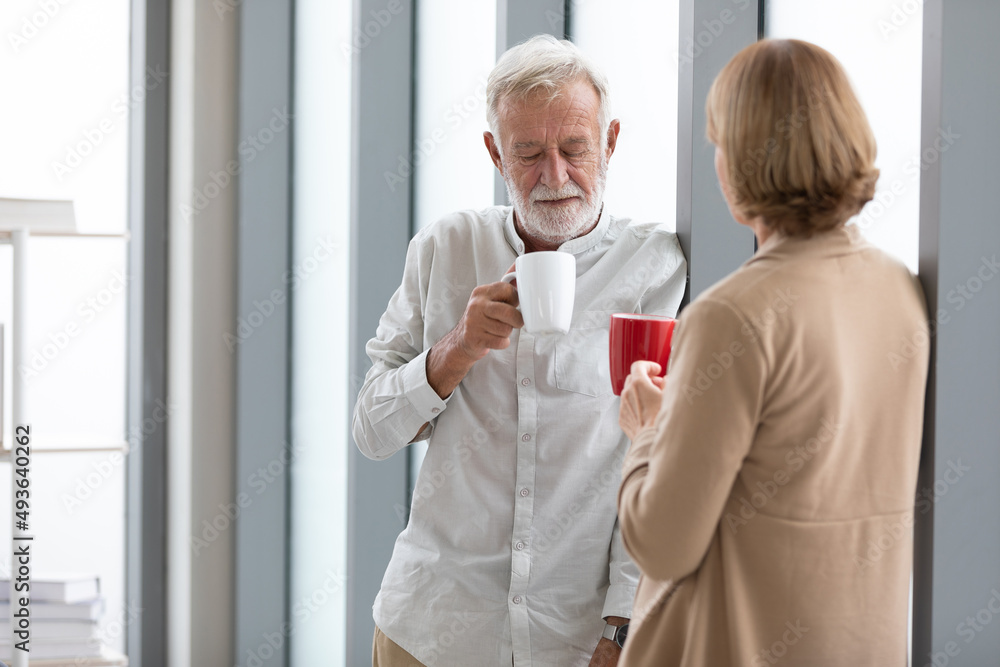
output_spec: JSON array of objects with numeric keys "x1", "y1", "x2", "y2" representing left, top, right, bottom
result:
[
  {"x1": 289, "y1": 0, "x2": 352, "y2": 661},
  {"x1": 0, "y1": 0, "x2": 131, "y2": 654},
  {"x1": 766, "y1": 0, "x2": 923, "y2": 271},
  {"x1": 410, "y1": 0, "x2": 498, "y2": 486},
  {"x1": 572, "y1": 0, "x2": 681, "y2": 230},
  {"x1": 414, "y1": 0, "x2": 497, "y2": 231}
]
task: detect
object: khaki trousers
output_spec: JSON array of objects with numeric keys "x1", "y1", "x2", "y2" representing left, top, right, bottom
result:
[{"x1": 372, "y1": 626, "x2": 427, "y2": 667}]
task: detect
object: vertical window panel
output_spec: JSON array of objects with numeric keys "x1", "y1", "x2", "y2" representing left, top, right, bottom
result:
[
  {"x1": 766, "y1": 1, "x2": 923, "y2": 271},
  {"x1": 414, "y1": 1, "x2": 498, "y2": 231},
  {"x1": 572, "y1": 1, "x2": 681, "y2": 231},
  {"x1": 410, "y1": 1, "x2": 497, "y2": 485},
  {"x1": 290, "y1": 0, "x2": 352, "y2": 663}
]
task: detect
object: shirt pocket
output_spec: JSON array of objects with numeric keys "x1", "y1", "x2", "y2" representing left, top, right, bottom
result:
[{"x1": 554, "y1": 312, "x2": 613, "y2": 397}]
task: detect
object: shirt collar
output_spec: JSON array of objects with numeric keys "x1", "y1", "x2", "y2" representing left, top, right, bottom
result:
[
  {"x1": 503, "y1": 205, "x2": 612, "y2": 256},
  {"x1": 746, "y1": 223, "x2": 868, "y2": 267}
]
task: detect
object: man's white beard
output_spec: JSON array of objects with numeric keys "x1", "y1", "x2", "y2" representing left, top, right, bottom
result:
[{"x1": 506, "y1": 156, "x2": 608, "y2": 245}]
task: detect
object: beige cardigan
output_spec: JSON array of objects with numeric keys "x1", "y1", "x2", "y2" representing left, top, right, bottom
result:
[{"x1": 618, "y1": 225, "x2": 929, "y2": 666}]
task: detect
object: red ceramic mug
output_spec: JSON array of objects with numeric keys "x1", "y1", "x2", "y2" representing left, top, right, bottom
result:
[{"x1": 609, "y1": 313, "x2": 677, "y2": 396}]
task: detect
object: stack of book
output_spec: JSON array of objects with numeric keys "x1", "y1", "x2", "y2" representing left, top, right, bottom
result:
[{"x1": 0, "y1": 574, "x2": 126, "y2": 666}]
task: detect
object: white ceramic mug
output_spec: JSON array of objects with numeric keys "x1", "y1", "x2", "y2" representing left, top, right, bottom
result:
[{"x1": 501, "y1": 251, "x2": 576, "y2": 335}]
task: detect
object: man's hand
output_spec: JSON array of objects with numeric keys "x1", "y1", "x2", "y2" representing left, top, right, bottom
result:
[
  {"x1": 587, "y1": 617, "x2": 628, "y2": 667},
  {"x1": 618, "y1": 360, "x2": 665, "y2": 441},
  {"x1": 425, "y1": 269, "x2": 523, "y2": 400},
  {"x1": 588, "y1": 638, "x2": 621, "y2": 667},
  {"x1": 445, "y1": 280, "x2": 522, "y2": 362}
]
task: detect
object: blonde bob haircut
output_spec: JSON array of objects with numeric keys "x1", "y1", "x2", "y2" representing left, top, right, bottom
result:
[{"x1": 706, "y1": 39, "x2": 879, "y2": 237}]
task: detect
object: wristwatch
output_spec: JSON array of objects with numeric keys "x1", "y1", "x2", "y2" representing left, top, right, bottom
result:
[{"x1": 602, "y1": 621, "x2": 629, "y2": 649}]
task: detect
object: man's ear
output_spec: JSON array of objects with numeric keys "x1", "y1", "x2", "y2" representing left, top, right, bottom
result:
[
  {"x1": 484, "y1": 131, "x2": 504, "y2": 176},
  {"x1": 605, "y1": 119, "x2": 621, "y2": 161}
]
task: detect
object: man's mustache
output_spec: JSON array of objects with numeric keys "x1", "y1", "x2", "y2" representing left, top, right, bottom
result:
[{"x1": 530, "y1": 184, "x2": 585, "y2": 203}]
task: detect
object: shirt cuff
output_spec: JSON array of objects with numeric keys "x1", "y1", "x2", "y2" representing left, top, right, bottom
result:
[
  {"x1": 602, "y1": 583, "x2": 638, "y2": 621},
  {"x1": 399, "y1": 348, "x2": 450, "y2": 440}
]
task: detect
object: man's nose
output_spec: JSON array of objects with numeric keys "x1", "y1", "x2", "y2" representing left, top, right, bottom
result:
[{"x1": 539, "y1": 151, "x2": 570, "y2": 191}]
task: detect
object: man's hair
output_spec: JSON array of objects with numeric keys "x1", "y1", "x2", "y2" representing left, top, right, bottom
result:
[
  {"x1": 706, "y1": 39, "x2": 879, "y2": 237},
  {"x1": 487, "y1": 34, "x2": 611, "y2": 152}
]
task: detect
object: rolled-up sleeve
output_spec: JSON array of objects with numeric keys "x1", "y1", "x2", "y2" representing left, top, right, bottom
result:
[
  {"x1": 602, "y1": 517, "x2": 640, "y2": 619},
  {"x1": 602, "y1": 232, "x2": 687, "y2": 618},
  {"x1": 603, "y1": 233, "x2": 687, "y2": 618},
  {"x1": 352, "y1": 234, "x2": 450, "y2": 460}
]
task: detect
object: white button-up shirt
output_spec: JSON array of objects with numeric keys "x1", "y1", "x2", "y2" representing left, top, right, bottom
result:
[{"x1": 353, "y1": 206, "x2": 686, "y2": 666}]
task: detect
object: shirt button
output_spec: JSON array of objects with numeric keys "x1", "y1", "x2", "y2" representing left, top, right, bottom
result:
[
  {"x1": 521, "y1": 434, "x2": 531, "y2": 442},
  {"x1": 521, "y1": 378, "x2": 531, "y2": 386},
  {"x1": 520, "y1": 488, "x2": 529, "y2": 497},
  {"x1": 513, "y1": 595, "x2": 522, "y2": 604},
  {"x1": 431, "y1": 408, "x2": 440, "y2": 414},
  {"x1": 515, "y1": 541, "x2": 525, "y2": 550}
]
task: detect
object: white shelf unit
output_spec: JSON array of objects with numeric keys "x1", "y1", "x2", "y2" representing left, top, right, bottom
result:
[{"x1": 0, "y1": 198, "x2": 129, "y2": 667}]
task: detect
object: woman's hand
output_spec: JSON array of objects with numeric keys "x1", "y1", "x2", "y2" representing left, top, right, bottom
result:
[{"x1": 618, "y1": 360, "x2": 665, "y2": 440}]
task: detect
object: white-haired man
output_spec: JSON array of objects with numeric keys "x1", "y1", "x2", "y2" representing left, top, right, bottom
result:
[{"x1": 354, "y1": 34, "x2": 686, "y2": 667}]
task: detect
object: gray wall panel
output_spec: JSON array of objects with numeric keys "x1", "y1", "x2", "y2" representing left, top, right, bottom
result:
[
  {"x1": 126, "y1": 0, "x2": 170, "y2": 664},
  {"x1": 347, "y1": 0, "x2": 414, "y2": 663},
  {"x1": 915, "y1": 0, "x2": 1000, "y2": 662},
  {"x1": 235, "y1": 0, "x2": 294, "y2": 665},
  {"x1": 675, "y1": 0, "x2": 758, "y2": 303}
]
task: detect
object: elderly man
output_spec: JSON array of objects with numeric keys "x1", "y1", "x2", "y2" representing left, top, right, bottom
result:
[{"x1": 354, "y1": 34, "x2": 686, "y2": 667}]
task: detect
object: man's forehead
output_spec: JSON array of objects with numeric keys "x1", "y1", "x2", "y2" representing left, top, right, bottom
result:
[
  {"x1": 498, "y1": 87, "x2": 600, "y2": 144},
  {"x1": 511, "y1": 136, "x2": 590, "y2": 149}
]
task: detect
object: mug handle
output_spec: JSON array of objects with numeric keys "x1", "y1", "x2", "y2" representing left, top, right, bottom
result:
[{"x1": 501, "y1": 272, "x2": 520, "y2": 312}]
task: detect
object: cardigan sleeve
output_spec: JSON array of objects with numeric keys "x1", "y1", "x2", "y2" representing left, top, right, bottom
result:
[{"x1": 618, "y1": 297, "x2": 767, "y2": 582}]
